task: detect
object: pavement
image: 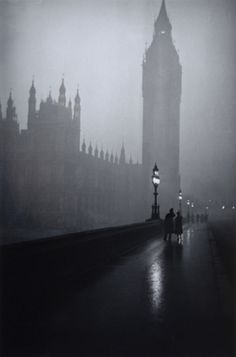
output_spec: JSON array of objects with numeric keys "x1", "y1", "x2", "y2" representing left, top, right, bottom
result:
[{"x1": 2, "y1": 223, "x2": 235, "y2": 357}]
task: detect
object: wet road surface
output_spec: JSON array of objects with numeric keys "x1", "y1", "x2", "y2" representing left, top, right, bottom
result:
[{"x1": 3, "y1": 224, "x2": 234, "y2": 356}]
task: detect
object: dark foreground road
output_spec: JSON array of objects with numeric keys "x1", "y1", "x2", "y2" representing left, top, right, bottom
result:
[{"x1": 2, "y1": 224, "x2": 235, "y2": 357}]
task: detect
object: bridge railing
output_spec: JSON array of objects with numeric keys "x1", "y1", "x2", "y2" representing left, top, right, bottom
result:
[{"x1": 2, "y1": 220, "x2": 163, "y2": 283}]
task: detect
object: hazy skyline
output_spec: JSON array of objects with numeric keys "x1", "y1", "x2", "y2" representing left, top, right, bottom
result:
[{"x1": 0, "y1": 0, "x2": 235, "y2": 203}]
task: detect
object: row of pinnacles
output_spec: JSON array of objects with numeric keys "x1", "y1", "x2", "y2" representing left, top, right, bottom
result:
[
  {"x1": 0, "y1": 79, "x2": 136, "y2": 165},
  {"x1": 0, "y1": 79, "x2": 144, "y2": 233}
]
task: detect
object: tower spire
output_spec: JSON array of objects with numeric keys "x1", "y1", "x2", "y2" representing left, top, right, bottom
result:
[
  {"x1": 154, "y1": 0, "x2": 172, "y2": 35},
  {"x1": 119, "y1": 142, "x2": 126, "y2": 164},
  {"x1": 28, "y1": 80, "x2": 36, "y2": 129},
  {"x1": 58, "y1": 78, "x2": 66, "y2": 106},
  {"x1": 73, "y1": 88, "x2": 81, "y2": 152},
  {"x1": 6, "y1": 92, "x2": 15, "y2": 120},
  {"x1": 74, "y1": 88, "x2": 81, "y2": 120}
]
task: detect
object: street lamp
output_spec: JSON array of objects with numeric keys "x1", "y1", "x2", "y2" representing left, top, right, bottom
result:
[
  {"x1": 151, "y1": 163, "x2": 160, "y2": 219},
  {"x1": 178, "y1": 189, "x2": 182, "y2": 213},
  {"x1": 191, "y1": 202, "x2": 194, "y2": 223},
  {"x1": 187, "y1": 199, "x2": 190, "y2": 222}
]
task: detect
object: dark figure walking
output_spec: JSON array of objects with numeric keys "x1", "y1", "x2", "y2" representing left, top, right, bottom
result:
[
  {"x1": 175, "y1": 211, "x2": 183, "y2": 244},
  {"x1": 164, "y1": 208, "x2": 175, "y2": 241}
]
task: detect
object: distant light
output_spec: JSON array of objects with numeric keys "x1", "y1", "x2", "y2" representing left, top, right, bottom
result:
[
  {"x1": 191, "y1": 203, "x2": 194, "y2": 208},
  {"x1": 178, "y1": 190, "x2": 182, "y2": 200},
  {"x1": 222, "y1": 205, "x2": 225, "y2": 210},
  {"x1": 206, "y1": 206, "x2": 209, "y2": 210},
  {"x1": 232, "y1": 206, "x2": 235, "y2": 210},
  {"x1": 187, "y1": 200, "x2": 190, "y2": 206},
  {"x1": 161, "y1": 31, "x2": 166, "y2": 34}
]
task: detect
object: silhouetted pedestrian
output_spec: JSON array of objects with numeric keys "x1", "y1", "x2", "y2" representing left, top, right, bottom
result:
[
  {"x1": 175, "y1": 211, "x2": 183, "y2": 243},
  {"x1": 196, "y1": 214, "x2": 200, "y2": 223},
  {"x1": 164, "y1": 208, "x2": 175, "y2": 241}
]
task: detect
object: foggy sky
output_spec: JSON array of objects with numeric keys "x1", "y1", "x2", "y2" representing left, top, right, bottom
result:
[{"x1": 0, "y1": 0, "x2": 235, "y2": 205}]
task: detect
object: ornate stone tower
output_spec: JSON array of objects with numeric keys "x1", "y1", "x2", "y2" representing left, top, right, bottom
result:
[
  {"x1": 142, "y1": 0, "x2": 182, "y2": 214},
  {"x1": 28, "y1": 80, "x2": 36, "y2": 130},
  {"x1": 58, "y1": 78, "x2": 66, "y2": 106}
]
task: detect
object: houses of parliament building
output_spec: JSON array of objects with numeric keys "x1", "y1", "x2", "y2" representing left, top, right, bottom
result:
[{"x1": 0, "y1": 0, "x2": 182, "y2": 234}]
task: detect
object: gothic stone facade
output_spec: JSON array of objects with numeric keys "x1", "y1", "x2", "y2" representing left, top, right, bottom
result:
[
  {"x1": 0, "y1": 84, "x2": 144, "y2": 231},
  {"x1": 0, "y1": 0, "x2": 181, "y2": 232}
]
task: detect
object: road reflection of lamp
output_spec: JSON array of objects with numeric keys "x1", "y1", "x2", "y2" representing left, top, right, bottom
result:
[
  {"x1": 178, "y1": 189, "x2": 182, "y2": 213},
  {"x1": 151, "y1": 163, "x2": 160, "y2": 220},
  {"x1": 149, "y1": 262, "x2": 162, "y2": 313}
]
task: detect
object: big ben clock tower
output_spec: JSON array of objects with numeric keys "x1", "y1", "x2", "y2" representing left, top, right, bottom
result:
[{"x1": 142, "y1": 0, "x2": 182, "y2": 214}]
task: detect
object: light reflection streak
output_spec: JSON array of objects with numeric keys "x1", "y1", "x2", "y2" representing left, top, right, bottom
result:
[
  {"x1": 148, "y1": 261, "x2": 162, "y2": 312},
  {"x1": 186, "y1": 228, "x2": 191, "y2": 245}
]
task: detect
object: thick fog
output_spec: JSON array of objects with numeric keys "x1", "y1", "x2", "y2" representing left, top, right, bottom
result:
[{"x1": 0, "y1": 0, "x2": 235, "y2": 205}]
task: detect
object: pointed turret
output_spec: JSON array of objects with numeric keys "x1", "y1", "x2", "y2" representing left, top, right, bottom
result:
[
  {"x1": 81, "y1": 139, "x2": 86, "y2": 153},
  {"x1": 28, "y1": 80, "x2": 36, "y2": 129},
  {"x1": 73, "y1": 88, "x2": 81, "y2": 152},
  {"x1": 30, "y1": 80, "x2": 36, "y2": 96},
  {"x1": 73, "y1": 89, "x2": 81, "y2": 121},
  {"x1": 119, "y1": 143, "x2": 126, "y2": 164},
  {"x1": 46, "y1": 91, "x2": 53, "y2": 104},
  {"x1": 75, "y1": 88, "x2": 80, "y2": 105},
  {"x1": 58, "y1": 78, "x2": 66, "y2": 106},
  {"x1": 154, "y1": 0, "x2": 172, "y2": 35},
  {"x1": 7, "y1": 91, "x2": 13, "y2": 107},
  {"x1": 100, "y1": 148, "x2": 104, "y2": 160},
  {"x1": 6, "y1": 92, "x2": 14, "y2": 120}
]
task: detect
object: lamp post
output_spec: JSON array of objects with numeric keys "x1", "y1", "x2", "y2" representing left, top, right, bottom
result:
[
  {"x1": 232, "y1": 205, "x2": 235, "y2": 222},
  {"x1": 191, "y1": 202, "x2": 194, "y2": 223},
  {"x1": 178, "y1": 189, "x2": 182, "y2": 213},
  {"x1": 205, "y1": 206, "x2": 209, "y2": 223},
  {"x1": 151, "y1": 163, "x2": 160, "y2": 220},
  {"x1": 187, "y1": 199, "x2": 190, "y2": 222}
]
